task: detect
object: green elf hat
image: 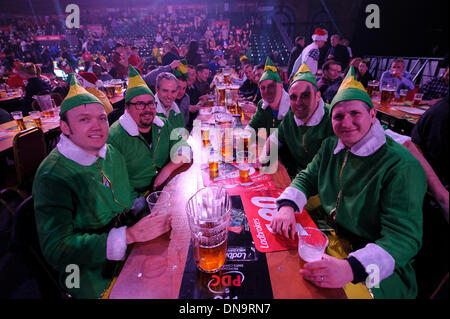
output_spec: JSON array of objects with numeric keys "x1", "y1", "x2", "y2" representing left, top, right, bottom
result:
[
  {"x1": 330, "y1": 66, "x2": 374, "y2": 110},
  {"x1": 259, "y1": 57, "x2": 282, "y2": 84},
  {"x1": 290, "y1": 63, "x2": 318, "y2": 89},
  {"x1": 172, "y1": 59, "x2": 189, "y2": 79},
  {"x1": 125, "y1": 65, "x2": 154, "y2": 103},
  {"x1": 60, "y1": 74, "x2": 104, "y2": 116}
]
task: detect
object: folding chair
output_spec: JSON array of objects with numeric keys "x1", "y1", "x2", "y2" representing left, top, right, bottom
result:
[{"x1": 12, "y1": 127, "x2": 47, "y2": 195}]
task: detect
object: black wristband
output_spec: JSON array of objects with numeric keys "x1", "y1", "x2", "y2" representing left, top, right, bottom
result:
[
  {"x1": 345, "y1": 256, "x2": 368, "y2": 284},
  {"x1": 277, "y1": 199, "x2": 299, "y2": 212}
]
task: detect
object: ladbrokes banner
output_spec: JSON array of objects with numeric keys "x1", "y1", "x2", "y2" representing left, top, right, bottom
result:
[{"x1": 240, "y1": 189, "x2": 318, "y2": 253}]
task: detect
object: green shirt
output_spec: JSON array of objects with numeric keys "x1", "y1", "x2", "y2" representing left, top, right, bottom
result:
[
  {"x1": 289, "y1": 131, "x2": 426, "y2": 298},
  {"x1": 108, "y1": 111, "x2": 189, "y2": 198},
  {"x1": 248, "y1": 89, "x2": 290, "y2": 137},
  {"x1": 33, "y1": 140, "x2": 133, "y2": 298},
  {"x1": 275, "y1": 101, "x2": 334, "y2": 174}
]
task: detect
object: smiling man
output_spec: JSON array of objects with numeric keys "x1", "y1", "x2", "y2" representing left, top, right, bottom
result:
[
  {"x1": 108, "y1": 66, "x2": 192, "y2": 198},
  {"x1": 263, "y1": 64, "x2": 334, "y2": 177},
  {"x1": 33, "y1": 76, "x2": 171, "y2": 298},
  {"x1": 154, "y1": 71, "x2": 186, "y2": 131},
  {"x1": 271, "y1": 67, "x2": 427, "y2": 298},
  {"x1": 248, "y1": 57, "x2": 291, "y2": 137}
]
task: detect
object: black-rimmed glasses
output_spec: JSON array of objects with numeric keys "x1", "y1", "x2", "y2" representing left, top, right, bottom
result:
[{"x1": 128, "y1": 101, "x2": 155, "y2": 110}]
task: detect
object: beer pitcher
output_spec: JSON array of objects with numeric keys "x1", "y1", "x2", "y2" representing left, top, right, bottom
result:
[
  {"x1": 185, "y1": 186, "x2": 231, "y2": 273},
  {"x1": 32, "y1": 93, "x2": 56, "y2": 115}
]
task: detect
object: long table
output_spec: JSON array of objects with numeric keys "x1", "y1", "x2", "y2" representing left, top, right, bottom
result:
[
  {"x1": 372, "y1": 96, "x2": 429, "y2": 136},
  {"x1": 108, "y1": 107, "x2": 347, "y2": 299},
  {"x1": 0, "y1": 113, "x2": 61, "y2": 155}
]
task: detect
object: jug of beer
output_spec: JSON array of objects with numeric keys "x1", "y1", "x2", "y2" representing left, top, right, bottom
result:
[
  {"x1": 33, "y1": 93, "x2": 56, "y2": 117},
  {"x1": 185, "y1": 186, "x2": 231, "y2": 273}
]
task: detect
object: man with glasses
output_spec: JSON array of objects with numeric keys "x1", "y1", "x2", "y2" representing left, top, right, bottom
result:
[{"x1": 108, "y1": 66, "x2": 192, "y2": 199}]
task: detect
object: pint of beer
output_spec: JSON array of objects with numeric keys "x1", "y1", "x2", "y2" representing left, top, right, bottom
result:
[
  {"x1": 105, "y1": 84, "x2": 116, "y2": 99},
  {"x1": 240, "y1": 131, "x2": 251, "y2": 153},
  {"x1": 367, "y1": 80, "x2": 379, "y2": 98},
  {"x1": 381, "y1": 85, "x2": 395, "y2": 106},
  {"x1": 413, "y1": 93, "x2": 423, "y2": 106},
  {"x1": 201, "y1": 124, "x2": 211, "y2": 147},
  {"x1": 186, "y1": 186, "x2": 231, "y2": 273},
  {"x1": 208, "y1": 152, "x2": 220, "y2": 179},
  {"x1": 398, "y1": 89, "x2": 408, "y2": 103},
  {"x1": 29, "y1": 111, "x2": 42, "y2": 128},
  {"x1": 11, "y1": 111, "x2": 25, "y2": 131},
  {"x1": 221, "y1": 128, "x2": 233, "y2": 159},
  {"x1": 238, "y1": 162, "x2": 250, "y2": 183},
  {"x1": 217, "y1": 84, "x2": 226, "y2": 105}
]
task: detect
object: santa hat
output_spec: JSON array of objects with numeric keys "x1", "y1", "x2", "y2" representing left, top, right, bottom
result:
[
  {"x1": 60, "y1": 75, "x2": 104, "y2": 116},
  {"x1": 330, "y1": 66, "x2": 374, "y2": 110},
  {"x1": 78, "y1": 72, "x2": 99, "y2": 88},
  {"x1": 311, "y1": 28, "x2": 328, "y2": 42}
]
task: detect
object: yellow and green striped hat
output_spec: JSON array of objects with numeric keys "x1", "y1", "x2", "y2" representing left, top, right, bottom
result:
[
  {"x1": 173, "y1": 59, "x2": 189, "y2": 79},
  {"x1": 259, "y1": 57, "x2": 282, "y2": 84},
  {"x1": 330, "y1": 66, "x2": 374, "y2": 110},
  {"x1": 290, "y1": 63, "x2": 318, "y2": 89},
  {"x1": 60, "y1": 74, "x2": 104, "y2": 116},
  {"x1": 125, "y1": 65, "x2": 154, "y2": 103}
]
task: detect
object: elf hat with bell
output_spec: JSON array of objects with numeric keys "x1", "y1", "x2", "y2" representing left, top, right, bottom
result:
[
  {"x1": 125, "y1": 65, "x2": 154, "y2": 103},
  {"x1": 330, "y1": 66, "x2": 374, "y2": 110},
  {"x1": 60, "y1": 74, "x2": 104, "y2": 116},
  {"x1": 290, "y1": 63, "x2": 319, "y2": 89},
  {"x1": 259, "y1": 56, "x2": 282, "y2": 84},
  {"x1": 311, "y1": 28, "x2": 328, "y2": 42}
]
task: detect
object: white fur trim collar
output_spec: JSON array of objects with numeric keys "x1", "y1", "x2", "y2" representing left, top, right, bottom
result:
[
  {"x1": 333, "y1": 119, "x2": 386, "y2": 156},
  {"x1": 261, "y1": 89, "x2": 290, "y2": 120},
  {"x1": 155, "y1": 93, "x2": 181, "y2": 117},
  {"x1": 57, "y1": 134, "x2": 107, "y2": 166},
  {"x1": 294, "y1": 98, "x2": 325, "y2": 127},
  {"x1": 119, "y1": 109, "x2": 165, "y2": 137}
]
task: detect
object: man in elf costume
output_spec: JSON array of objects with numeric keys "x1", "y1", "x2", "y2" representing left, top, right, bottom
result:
[
  {"x1": 154, "y1": 71, "x2": 186, "y2": 132},
  {"x1": 263, "y1": 63, "x2": 334, "y2": 177},
  {"x1": 248, "y1": 57, "x2": 291, "y2": 137},
  {"x1": 108, "y1": 65, "x2": 192, "y2": 198},
  {"x1": 271, "y1": 67, "x2": 427, "y2": 298},
  {"x1": 33, "y1": 77, "x2": 171, "y2": 298}
]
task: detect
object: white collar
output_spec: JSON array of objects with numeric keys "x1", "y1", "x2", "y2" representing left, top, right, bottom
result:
[
  {"x1": 333, "y1": 119, "x2": 386, "y2": 157},
  {"x1": 57, "y1": 134, "x2": 107, "y2": 166},
  {"x1": 155, "y1": 93, "x2": 181, "y2": 117},
  {"x1": 119, "y1": 109, "x2": 164, "y2": 137},
  {"x1": 261, "y1": 89, "x2": 290, "y2": 120},
  {"x1": 294, "y1": 98, "x2": 325, "y2": 127}
]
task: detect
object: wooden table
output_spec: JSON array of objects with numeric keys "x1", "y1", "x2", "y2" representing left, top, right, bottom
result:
[
  {"x1": 372, "y1": 96, "x2": 429, "y2": 135},
  {"x1": 0, "y1": 113, "x2": 61, "y2": 154},
  {"x1": 108, "y1": 106, "x2": 347, "y2": 299}
]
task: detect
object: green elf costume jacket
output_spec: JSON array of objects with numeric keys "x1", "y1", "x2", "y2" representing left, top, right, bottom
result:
[
  {"x1": 247, "y1": 57, "x2": 290, "y2": 137},
  {"x1": 155, "y1": 93, "x2": 186, "y2": 133},
  {"x1": 108, "y1": 110, "x2": 188, "y2": 198},
  {"x1": 269, "y1": 63, "x2": 334, "y2": 176},
  {"x1": 33, "y1": 76, "x2": 133, "y2": 298},
  {"x1": 108, "y1": 65, "x2": 190, "y2": 198},
  {"x1": 277, "y1": 67, "x2": 427, "y2": 298}
]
